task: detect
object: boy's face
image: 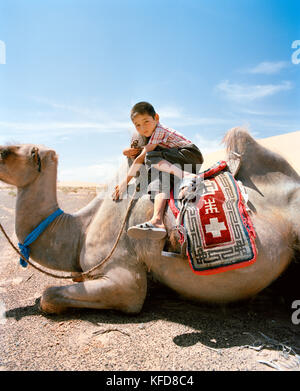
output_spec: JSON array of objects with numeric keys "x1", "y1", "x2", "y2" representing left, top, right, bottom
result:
[{"x1": 132, "y1": 113, "x2": 159, "y2": 137}]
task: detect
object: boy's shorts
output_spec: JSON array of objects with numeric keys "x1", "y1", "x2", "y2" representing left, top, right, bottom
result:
[{"x1": 144, "y1": 143, "x2": 203, "y2": 198}]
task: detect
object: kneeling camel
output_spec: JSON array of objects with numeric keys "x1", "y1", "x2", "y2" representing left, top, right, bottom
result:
[{"x1": 0, "y1": 127, "x2": 299, "y2": 314}]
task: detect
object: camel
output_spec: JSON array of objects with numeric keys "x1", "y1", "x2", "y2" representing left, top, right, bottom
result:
[{"x1": 0, "y1": 127, "x2": 299, "y2": 314}]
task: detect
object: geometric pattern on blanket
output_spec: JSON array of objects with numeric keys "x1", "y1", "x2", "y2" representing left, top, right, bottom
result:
[{"x1": 168, "y1": 161, "x2": 257, "y2": 275}]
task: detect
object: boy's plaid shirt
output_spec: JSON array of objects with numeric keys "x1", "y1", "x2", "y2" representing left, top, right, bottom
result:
[{"x1": 148, "y1": 122, "x2": 192, "y2": 149}]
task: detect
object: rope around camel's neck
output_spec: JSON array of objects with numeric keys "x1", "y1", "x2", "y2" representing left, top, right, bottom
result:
[{"x1": 1, "y1": 187, "x2": 137, "y2": 282}]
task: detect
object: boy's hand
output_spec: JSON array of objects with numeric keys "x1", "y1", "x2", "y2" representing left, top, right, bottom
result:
[
  {"x1": 123, "y1": 147, "x2": 141, "y2": 159},
  {"x1": 112, "y1": 180, "x2": 128, "y2": 201}
]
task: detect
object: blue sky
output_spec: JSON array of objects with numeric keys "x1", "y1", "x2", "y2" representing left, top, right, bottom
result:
[{"x1": 0, "y1": 0, "x2": 299, "y2": 183}]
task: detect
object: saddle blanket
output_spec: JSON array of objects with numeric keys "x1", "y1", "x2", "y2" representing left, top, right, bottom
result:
[{"x1": 168, "y1": 161, "x2": 257, "y2": 275}]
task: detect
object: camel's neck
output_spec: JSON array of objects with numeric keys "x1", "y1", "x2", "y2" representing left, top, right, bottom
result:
[
  {"x1": 14, "y1": 166, "x2": 82, "y2": 272},
  {"x1": 13, "y1": 163, "x2": 105, "y2": 273},
  {"x1": 15, "y1": 167, "x2": 59, "y2": 242}
]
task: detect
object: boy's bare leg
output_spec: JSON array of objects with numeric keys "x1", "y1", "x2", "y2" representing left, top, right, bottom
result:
[
  {"x1": 146, "y1": 159, "x2": 200, "y2": 229},
  {"x1": 153, "y1": 159, "x2": 197, "y2": 180},
  {"x1": 150, "y1": 192, "x2": 167, "y2": 229},
  {"x1": 153, "y1": 159, "x2": 198, "y2": 199}
]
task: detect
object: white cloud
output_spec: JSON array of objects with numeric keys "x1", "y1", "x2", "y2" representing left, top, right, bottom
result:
[
  {"x1": 31, "y1": 96, "x2": 109, "y2": 120},
  {"x1": 237, "y1": 108, "x2": 293, "y2": 117},
  {"x1": 158, "y1": 106, "x2": 183, "y2": 119},
  {"x1": 175, "y1": 116, "x2": 232, "y2": 127},
  {"x1": 217, "y1": 80, "x2": 293, "y2": 102},
  {"x1": 0, "y1": 96, "x2": 134, "y2": 141},
  {"x1": 247, "y1": 61, "x2": 289, "y2": 75},
  {"x1": 0, "y1": 120, "x2": 131, "y2": 142},
  {"x1": 192, "y1": 134, "x2": 224, "y2": 154},
  {"x1": 58, "y1": 160, "x2": 121, "y2": 184},
  {"x1": 126, "y1": 103, "x2": 233, "y2": 130},
  {"x1": 154, "y1": 105, "x2": 232, "y2": 128},
  {"x1": 0, "y1": 120, "x2": 130, "y2": 132},
  {"x1": 0, "y1": 99, "x2": 232, "y2": 144}
]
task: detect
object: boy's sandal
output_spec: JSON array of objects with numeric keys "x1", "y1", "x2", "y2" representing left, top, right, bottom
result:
[{"x1": 127, "y1": 221, "x2": 167, "y2": 240}]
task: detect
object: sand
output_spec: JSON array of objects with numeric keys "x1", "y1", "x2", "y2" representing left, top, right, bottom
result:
[{"x1": 1, "y1": 186, "x2": 299, "y2": 372}]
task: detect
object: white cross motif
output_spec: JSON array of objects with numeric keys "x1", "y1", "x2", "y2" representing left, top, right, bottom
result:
[
  {"x1": 204, "y1": 198, "x2": 219, "y2": 214},
  {"x1": 205, "y1": 218, "x2": 227, "y2": 238}
]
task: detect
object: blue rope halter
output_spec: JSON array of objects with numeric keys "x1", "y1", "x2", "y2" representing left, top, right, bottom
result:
[{"x1": 18, "y1": 208, "x2": 64, "y2": 267}]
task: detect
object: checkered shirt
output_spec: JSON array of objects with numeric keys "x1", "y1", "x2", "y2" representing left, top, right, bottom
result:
[{"x1": 148, "y1": 123, "x2": 192, "y2": 149}]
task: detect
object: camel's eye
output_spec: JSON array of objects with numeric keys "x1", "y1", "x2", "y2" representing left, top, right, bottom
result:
[{"x1": 0, "y1": 149, "x2": 11, "y2": 160}]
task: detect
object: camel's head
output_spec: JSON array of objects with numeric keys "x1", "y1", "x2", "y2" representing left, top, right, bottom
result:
[{"x1": 0, "y1": 144, "x2": 57, "y2": 187}]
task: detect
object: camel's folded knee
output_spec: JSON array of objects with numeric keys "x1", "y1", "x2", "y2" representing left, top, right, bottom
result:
[{"x1": 39, "y1": 274, "x2": 147, "y2": 315}]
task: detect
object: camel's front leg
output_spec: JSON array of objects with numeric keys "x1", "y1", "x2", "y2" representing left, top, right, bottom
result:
[{"x1": 40, "y1": 266, "x2": 147, "y2": 314}]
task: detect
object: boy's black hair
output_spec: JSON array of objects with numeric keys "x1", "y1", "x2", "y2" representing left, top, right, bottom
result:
[{"x1": 130, "y1": 101, "x2": 156, "y2": 120}]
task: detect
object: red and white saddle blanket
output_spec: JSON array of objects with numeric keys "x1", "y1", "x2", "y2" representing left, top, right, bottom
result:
[{"x1": 168, "y1": 161, "x2": 257, "y2": 275}]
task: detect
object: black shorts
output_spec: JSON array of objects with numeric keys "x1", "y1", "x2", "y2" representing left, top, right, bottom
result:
[{"x1": 144, "y1": 143, "x2": 204, "y2": 198}]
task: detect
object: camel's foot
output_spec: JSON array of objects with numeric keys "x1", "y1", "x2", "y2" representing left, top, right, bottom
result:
[{"x1": 40, "y1": 287, "x2": 68, "y2": 314}]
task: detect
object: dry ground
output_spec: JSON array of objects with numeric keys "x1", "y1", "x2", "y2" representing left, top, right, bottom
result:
[{"x1": 1, "y1": 186, "x2": 300, "y2": 372}]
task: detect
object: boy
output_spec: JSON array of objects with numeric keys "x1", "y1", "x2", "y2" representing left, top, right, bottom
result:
[{"x1": 112, "y1": 101, "x2": 203, "y2": 239}]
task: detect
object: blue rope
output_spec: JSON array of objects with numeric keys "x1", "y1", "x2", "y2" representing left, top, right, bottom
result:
[{"x1": 18, "y1": 208, "x2": 64, "y2": 267}]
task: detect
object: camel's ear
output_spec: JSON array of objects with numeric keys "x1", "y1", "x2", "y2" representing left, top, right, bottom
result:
[{"x1": 31, "y1": 147, "x2": 41, "y2": 172}]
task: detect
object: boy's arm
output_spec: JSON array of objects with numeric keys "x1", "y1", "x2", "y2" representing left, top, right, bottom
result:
[
  {"x1": 112, "y1": 143, "x2": 158, "y2": 200},
  {"x1": 123, "y1": 133, "x2": 148, "y2": 159},
  {"x1": 123, "y1": 147, "x2": 141, "y2": 159},
  {"x1": 125, "y1": 143, "x2": 158, "y2": 184}
]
